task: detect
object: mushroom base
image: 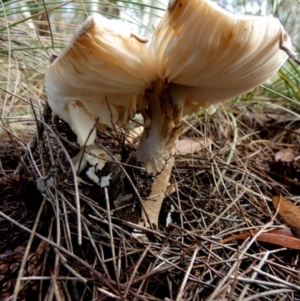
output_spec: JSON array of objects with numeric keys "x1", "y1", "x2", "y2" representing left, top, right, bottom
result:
[{"x1": 136, "y1": 87, "x2": 182, "y2": 228}]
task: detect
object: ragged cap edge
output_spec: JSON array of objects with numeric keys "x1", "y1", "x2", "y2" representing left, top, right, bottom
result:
[
  {"x1": 279, "y1": 32, "x2": 300, "y2": 65},
  {"x1": 168, "y1": 0, "x2": 177, "y2": 10},
  {"x1": 49, "y1": 15, "x2": 97, "y2": 67},
  {"x1": 49, "y1": 14, "x2": 117, "y2": 67},
  {"x1": 49, "y1": 13, "x2": 152, "y2": 69}
]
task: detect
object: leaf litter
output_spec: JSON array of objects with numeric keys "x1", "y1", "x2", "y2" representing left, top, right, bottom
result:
[{"x1": 1, "y1": 101, "x2": 300, "y2": 300}]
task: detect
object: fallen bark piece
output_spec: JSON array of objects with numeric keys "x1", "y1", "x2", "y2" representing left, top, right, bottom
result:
[
  {"x1": 272, "y1": 195, "x2": 300, "y2": 237},
  {"x1": 222, "y1": 228, "x2": 300, "y2": 249}
]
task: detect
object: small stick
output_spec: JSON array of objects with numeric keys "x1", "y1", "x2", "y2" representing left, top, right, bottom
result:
[{"x1": 130, "y1": 33, "x2": 149, "y2": 44}]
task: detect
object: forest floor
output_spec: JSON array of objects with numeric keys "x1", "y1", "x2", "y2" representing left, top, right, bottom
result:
[{"x1": 1, "y1": 98, "x2": 300, "y2": 301}]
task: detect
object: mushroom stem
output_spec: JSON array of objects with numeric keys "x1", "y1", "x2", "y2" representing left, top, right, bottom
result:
[{"x1": 136, "y1": 83, "x2": 183, "y2": 227}]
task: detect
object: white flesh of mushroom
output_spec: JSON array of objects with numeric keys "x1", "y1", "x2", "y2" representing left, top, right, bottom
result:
[{"x1": 44, "y1": 0, "x2": 297, "y2": 228}]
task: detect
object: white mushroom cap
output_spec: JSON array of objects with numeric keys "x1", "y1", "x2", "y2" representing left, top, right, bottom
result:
[
  {"x1": 45, "y1": 0, "x2": 296, "y2": 145},
  {"x1": 150, "y1": 0, "x2": 292, "y2": 111},
  {"x1": 45, "y1": 14, "x2": 155, "y2": 145}
]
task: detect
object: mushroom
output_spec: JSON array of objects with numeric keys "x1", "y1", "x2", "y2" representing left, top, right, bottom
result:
[
  {"x1": 45, "y1": 0, "x2": 297, "y2": 228},
  {"x1": 45, "y1": 14, "x2": 155, "y2": 146}
]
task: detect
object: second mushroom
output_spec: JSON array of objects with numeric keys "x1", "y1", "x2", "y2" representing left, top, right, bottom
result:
[{"x1": 45, "y1": 0, "x2": 296, "y2": 228}]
